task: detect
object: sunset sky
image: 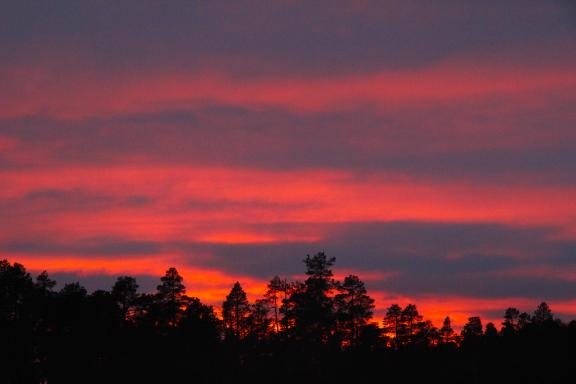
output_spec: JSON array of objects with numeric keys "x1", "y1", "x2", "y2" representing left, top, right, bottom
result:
[{"x1": 1, "y1": 1, "x2": 576, "y2": 326}]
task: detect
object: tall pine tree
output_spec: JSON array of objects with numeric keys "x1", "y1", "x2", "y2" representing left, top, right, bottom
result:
[
  {"x1": 156, "y1": 267, "x2": 186, "y2": 326},
  {"x1": 222, "y1": 282, "x2": 251, "y2": 339},
  {"x1": 334, "y1": 275, "x2": 374, "y2": 346},
  {"x1": 283, "y1": 252, "x2": 337, "y2": 343}
]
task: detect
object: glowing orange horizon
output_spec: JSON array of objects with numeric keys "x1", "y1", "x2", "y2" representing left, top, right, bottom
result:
[{"x1": 7, "y1": 254, "x2": 576, "y2": 330}]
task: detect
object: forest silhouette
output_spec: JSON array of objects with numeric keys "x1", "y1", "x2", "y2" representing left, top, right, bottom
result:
[{"x1": 1, "y1": 253, "x2": 575, "y2": 383}]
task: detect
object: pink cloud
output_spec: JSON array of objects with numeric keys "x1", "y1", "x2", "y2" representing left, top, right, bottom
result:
[{"x1": 1, "y1": 56, "x2": 574, "y2": 119}]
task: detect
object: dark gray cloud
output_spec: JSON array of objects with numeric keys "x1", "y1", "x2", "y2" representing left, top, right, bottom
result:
[
  {"x1": 0, "y1": 188, "x2": 154, "y2": 216},
  {"x1": 45, "y1": 271, "x2": 160, "y2": 294},
  {"x1": 3, "y1": 238, "x2": 161, "y2": 257},
  {"x1": 187, "y1": 221, "x2": 569, "y2": 274},
  {"x1": 209, "y1": 222, "x2": 573, "y2": 301},
  {"x1": 1, "y1": 1, "x2": 574, "y2": 75},
  {"x1": 376, "y1": 273, "x2": 576, "y2": 300},
  {"x1": 184, "y1": 221, "x2": 576, "y2": 300}
]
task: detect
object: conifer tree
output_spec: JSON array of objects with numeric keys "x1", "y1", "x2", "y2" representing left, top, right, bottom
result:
[
  {"x1": 461, "y1": 316, "x2": 483, "y2": 342},
  {"x1": 264, "y1": 275, "x2": 287, "y2": 333},
  {"x1": 382, "y1": 304, "x2": 403, "y2": 347},
  {"x1": 112, "y1": 276, "x2": 139, "y2": 320},
  {"x1": 439, "y1": 316, "x2": 455, "y2": 344},
  {"x1": 334, "y1": 275, "x2": 374, "y2": 346},
  {"x1": 484, "y1": 322, "x2": 498, "y2": 340},
  {"x1": 399, "y1": 304, "x2": 423, "y2": 345},
  {"x1": 222, "y1": 281, "x2": 251, "y2": 339},
  {"x1": 502, "y1": 307, "x2": 520, "y2": 336},
  {"x1": 532, "y1": 302, "x2": 553, "y2": 324},
  {"x1": 282, "y1": 252, "x2": 337, "y2": 342},
  {"x1": 35, "y1": 271, "x2": 56, "y2": 293},
  {"x1": 156, "y1": 267, "x2": 186, "y2": 326}
]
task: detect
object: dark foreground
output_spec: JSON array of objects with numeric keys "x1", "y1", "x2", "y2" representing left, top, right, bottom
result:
[{"x1": 2, "y1": 255, "x2": 575, "y2": 383}]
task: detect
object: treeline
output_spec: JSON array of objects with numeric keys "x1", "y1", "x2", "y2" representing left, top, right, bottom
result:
[{"x1": 1, "y1": 253, "x2": 575, "y2": 384}]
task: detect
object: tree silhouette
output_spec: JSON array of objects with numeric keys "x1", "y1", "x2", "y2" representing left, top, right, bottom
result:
[
  {"x1": 283, "y1": 252, "x2": 337, "y2": 342},
  {"x1": 35, "y1": 271, "x2": 56, "y2": 293},
  {"x1": 532, "y1": 302, "x2": 553, "y2": 324},
  {"x1": 414, "y1": 319, "x2": 438, "y2": 347},
  {"x1": 334, "y1": 275, "x2": 374, "y2": 346},
  {"x1": 439, "y1": 316, "x2": 455, "y2": 344},
  {"x1": 502, "y1": 307, "x2": 521, "y2": 336},
  {"x1": 357, "y1": 322, "x2": 382, "y2": 350},
  {"x1": 264, "y1": 275, "x2": 286, "y2": 333},
  {"x1": 112, "y1": 275, "x2": 139, "y2": 321},
  {"x1": 248, "y1": 299, "x2": 271, "y2": 340},
  {"x1": 0, "y1": 260, "x2": 34, "y2": 322},
  {"x1": 518, "y1": 311, "x2": 531, "y2": 328},
  {"x1": 484, "y1": 322, "x2": 498, "y2": 341},
  {"x1": 222, "y1": 281, "x2": 251, "y2": 339},
  {"x1": 382, "y1": 304, "x2": 402, "y2": 348},
  {"x1": 156, "y1": 267, "x2": 186, "y2": 326},
  {"x1": 60, "y1": 282, "x2": 88, "y2": 297},
  {"x1": 461, "y1": 316, "x2": 483, "y2": 343},
  {"x1": 132, "y1": 292, "x2": 157, "y2": 327},
  {"x1": 399, "y1": 304, "x2": 423, "y2": 346},
  {"x1": 279, "y1": 280, "x2": 303, "y2": 332},
  {"x1": 180, "y1": 297, "x2": 221, "y2": 344}
]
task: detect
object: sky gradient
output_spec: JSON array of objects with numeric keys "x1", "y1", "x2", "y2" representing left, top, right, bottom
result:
[{"x1": 1, "y1": 0, "x2": 576, "y2": 326}]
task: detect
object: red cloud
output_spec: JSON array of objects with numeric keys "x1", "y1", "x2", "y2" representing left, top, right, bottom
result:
[{"x1": 1, "y1": 57, "x2": 574, "y2": 119}]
